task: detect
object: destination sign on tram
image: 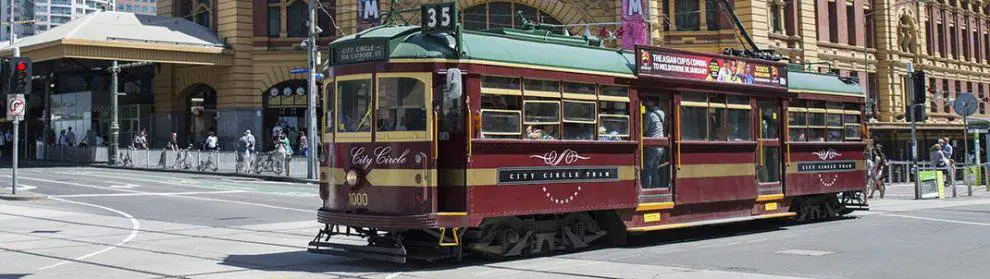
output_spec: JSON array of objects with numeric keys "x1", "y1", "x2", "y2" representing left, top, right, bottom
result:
[
  {"x1": 636, "y1": 46, "x2": 787, "y2": 89},
  {"x1": 332, "y1": 39, "x2": 388, "y2": 65}
]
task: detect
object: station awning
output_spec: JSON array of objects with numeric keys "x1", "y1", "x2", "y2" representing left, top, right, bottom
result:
[{"x1": 0, "y1": 11, "x2": 231, "y2": 65}]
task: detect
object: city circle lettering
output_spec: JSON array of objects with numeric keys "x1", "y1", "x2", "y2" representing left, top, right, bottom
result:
[{"x1": 350, "y1": 146, "x2": 410, "y2": 168}]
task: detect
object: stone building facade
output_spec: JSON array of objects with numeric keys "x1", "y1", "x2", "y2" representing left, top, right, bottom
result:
[{"x1": 151, "y1": 0, "x2": 981, "y2": 159}]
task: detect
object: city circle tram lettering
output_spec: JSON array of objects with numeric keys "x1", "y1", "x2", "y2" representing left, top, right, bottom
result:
[
  {"x1": 796, "y1": 161, "x2": 856, "y2": 173},
  {"x1": 497, "y1": 167, "x2": 619, "y2": 185}
]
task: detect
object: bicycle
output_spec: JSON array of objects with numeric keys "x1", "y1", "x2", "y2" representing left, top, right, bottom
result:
[
  {"x1": 235, "y1": 150, "x2": 251, "y2": 173},
  {"x1": 117, "y1": 145, "x2": 135, "y2": 167},
  {"x1": 197, "y1": 147, "x2": 219, "y2": 172},
  {"x1": 173, "y1": 144, "x2": 193, "y2": 169},
  {"x1": 252, "y1": 151, "x2": 285, "y2": 175}
]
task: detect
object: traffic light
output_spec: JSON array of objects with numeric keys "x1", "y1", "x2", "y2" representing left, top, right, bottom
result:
[
  {"x1": 905, "y1": 104, "x2": 927, "y2": 122},
  {"x1": 912, "y1": 70, "x2": 926, "y2": 105},
  {"x1": 3, "y1": 57, "x2": 31, "y2": 95}
]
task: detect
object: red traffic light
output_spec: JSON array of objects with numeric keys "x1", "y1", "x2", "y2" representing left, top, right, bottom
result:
[{"x1": 16, "y1": 62, "x2": 25, "y2": 71}]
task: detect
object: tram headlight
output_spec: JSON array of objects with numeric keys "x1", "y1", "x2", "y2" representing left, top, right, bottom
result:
[{"x1": 345, "y1": 169, "x2": 360, "y2": 186}]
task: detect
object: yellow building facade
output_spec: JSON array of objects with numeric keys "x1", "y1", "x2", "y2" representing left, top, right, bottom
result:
[{"x1": 153, "y1": 0, "x2": 982, "y2": 158}]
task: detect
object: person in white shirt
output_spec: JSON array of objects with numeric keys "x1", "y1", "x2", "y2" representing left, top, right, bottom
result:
[{"x1": 205, "y1": 131, "x2": 218, "y2": 150}]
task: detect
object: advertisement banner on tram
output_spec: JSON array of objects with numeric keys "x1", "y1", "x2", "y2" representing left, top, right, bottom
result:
[{"x1": 636, "y1": 46, "x2": 788, "y2": 88}]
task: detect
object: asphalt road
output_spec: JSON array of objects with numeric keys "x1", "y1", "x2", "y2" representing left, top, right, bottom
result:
[{"x1": 2, "y1": 167, "x2": 990, "y2": 278}]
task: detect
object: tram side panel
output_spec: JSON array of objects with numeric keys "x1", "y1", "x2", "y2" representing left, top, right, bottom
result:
[
  {"x1": 465, "y1": 141, "x2": 639, "y2": 217},
  {"x1": 675, "y1": 144, "x2": 760, "y2": 204},
  {"x1": 784, "y1": 143, "x2": 867, "y2": 196}
]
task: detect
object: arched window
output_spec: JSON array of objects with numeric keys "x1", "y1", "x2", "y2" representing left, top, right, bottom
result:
[
  {"x1": 461, "y1": 2, "x2": 562, "y2": 31},
  {"x1": 287, "y1": 0, "x2": 308, "y2": 37},
  {"x1": 192, "y1": 0, "x2": 212, "y2": 29}
]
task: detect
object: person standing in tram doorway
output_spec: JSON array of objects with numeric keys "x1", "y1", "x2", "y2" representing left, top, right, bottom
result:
[{"x1": 643, "y1": 100, "x2": 665, "y2": 188}]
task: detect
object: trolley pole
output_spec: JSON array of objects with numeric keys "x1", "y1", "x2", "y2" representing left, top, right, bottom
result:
[
  {"x1": 306, "y1": 0, "x2": 319, "y2": 179},
  {"x1": 908, "y1": 63, "x2": 920, "y2": 200}
]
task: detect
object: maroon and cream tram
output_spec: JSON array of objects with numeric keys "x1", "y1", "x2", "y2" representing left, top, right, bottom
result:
[{"x1": 311, "y1": 8, "x2": 867, "y2": 263}]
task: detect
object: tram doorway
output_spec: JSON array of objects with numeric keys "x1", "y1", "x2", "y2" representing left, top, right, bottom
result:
[{"x1": 639, "y1": 93, "x2": 674, "y2": 204}]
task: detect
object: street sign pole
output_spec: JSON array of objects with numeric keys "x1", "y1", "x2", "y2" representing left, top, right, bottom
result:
[{"x1": 7, "y1": 95, "x2": 24, "y2": 195}]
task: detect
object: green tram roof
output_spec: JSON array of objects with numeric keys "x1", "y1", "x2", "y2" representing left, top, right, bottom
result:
[
  {"x1": 330, "y1": 25, "x2": 636, "y2": 77},
  {"x1": 787, "y1": 67, "x2": 865, "y2": 97}
]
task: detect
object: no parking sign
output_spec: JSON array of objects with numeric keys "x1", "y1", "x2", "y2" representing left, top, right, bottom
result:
[{"x1": 7, "y1": 94, "x2": 24, "y2": 121}]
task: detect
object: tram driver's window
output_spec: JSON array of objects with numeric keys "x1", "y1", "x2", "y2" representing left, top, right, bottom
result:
[
  {"x1": 523, "y1": 100, "x2": 560, "y2": 140},
  {"x1": 377, "y1": 77, "x2": 427, "y2": 132},
  {"x1": 641, "y1": 95, "x2": 671, "y2": 138},
  {"x1": 336, "y1": 78, "x2": 373, "y2": 133}
]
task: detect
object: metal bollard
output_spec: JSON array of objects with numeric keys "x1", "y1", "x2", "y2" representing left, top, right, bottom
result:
[{"x1": 197, "y1": 150, "x2": 202, "y2": 171}]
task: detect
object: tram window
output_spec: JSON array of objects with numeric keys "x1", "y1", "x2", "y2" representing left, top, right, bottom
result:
[
  {"x1": 787, "y1": 108, "x2": 807, "y2": 141},
  {"x1": 641, "y1": 96, "x2": 671, "y2": 138},
  {"x1": 726, "y1": 96, "x2": 751, "y2": 141},
  {"x1": 563, "y1": 82, "x2": 596, "y2": 96},
  {"x1": 480, "y1": 110, "x2": 522, "y2": 139},
  {"x1": 599, "y1": 115, "x2": 630, "y2": 139},
  {"x1": 681, "y1": 94, "x2": 708, "y2": 140},
  {"x1": 524, "y1": 79, "x2": 561, "y2": 93},
  {"x1": 708, "y1": 95, "x2": 727, "y2": 141},
  {"x1": 376, "y1": 77, "x2": 427, "y2": 132},
  {"x1": 759, "y1": 101, "x2": 779, "y2": 139},
  {"x1": 481, "y1": 94, "x2": 521, "y2": 110},
  {"x1": 728, "y1": 109, "x2": 751, "y2": 141},
  {"x1": 600, "y1": 85, "x2": 629, "y2": 97},
  {"x1": 336, "y1": 79, "x2": 373, "y2": 133},
  {"x1": 844, "y1": 114, "x2": 862, "y2": 140},
  {"x1": 481, "y1": 76, "x2": 522, "y2": 94},
  {"x1": 600, "y1": 101, "x2": 630, "y2": 140},
  {"x1": 523, "y1": 100, "x2": 560, "y2": 140},
  {"x1": 563, "y1": 101, "x2": 597, "y2": 140},
  {"x1": 757, "y1": 147, "x2": 782, "y2": 183}
]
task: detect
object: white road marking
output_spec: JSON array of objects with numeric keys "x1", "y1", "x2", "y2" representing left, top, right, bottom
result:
[
  {"x1": 882, "y1": 213, "x2": 990, "y2": 227},
  {"x1": 384, "y1": 272, "x2": 403, "y2": 279},
  {"x1": 38, "y1": 197, "x2": 141, "y2": 270},
  {"x1": 51, "y1": 190, "x2": 246, "y2": 198},
  {"x1": 3, "y1": 175, "x2": 312, "y2": 213},
  {"x1": 775, "y1": 249, "x2": 835, "y2": 256},
  {"x1": 108, "y1": 184, "x2": 141, "y2": 189}
]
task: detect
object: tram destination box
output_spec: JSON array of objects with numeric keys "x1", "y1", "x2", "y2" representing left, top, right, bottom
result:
[
  {"x1": 635, "y1": 46, "x2": 787, "y2": 89},
  {"x1": 331, "y1": 38, "x2": 388, "y2": 65}
]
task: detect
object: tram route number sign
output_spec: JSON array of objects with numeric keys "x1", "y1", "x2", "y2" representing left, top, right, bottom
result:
[
  {"x1": 331, "y1": 39, "x2": 388, "y2": 65},
  {"x1": 421, "y1": 2, "x2": 458, "y2": 34},
  {"x1": 6, "y1": 94, "x2": 24, "y2": 121},
  {"x1": 636, "y1": 46, "x2": 788, "y2": 89}
]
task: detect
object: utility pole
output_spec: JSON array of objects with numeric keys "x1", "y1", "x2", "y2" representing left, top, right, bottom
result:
[
  {"x1": 306, "y1": 0, "x2": 319, "y2": 179},
  {"x1": 9, "y1": 0, "x2": 20, "y2": 194},
  {"x1": 109, "y1": 61, "x2": 119, "y2": 165}
]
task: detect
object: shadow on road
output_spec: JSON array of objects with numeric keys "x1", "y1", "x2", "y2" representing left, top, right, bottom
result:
[{"x1": 0, "y1": 274, "x2": 31, "y2": 279}]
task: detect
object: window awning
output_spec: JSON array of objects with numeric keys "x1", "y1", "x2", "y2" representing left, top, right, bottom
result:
[{"x1": 0, "y1": 11, "x2": 231, "y2": 65}]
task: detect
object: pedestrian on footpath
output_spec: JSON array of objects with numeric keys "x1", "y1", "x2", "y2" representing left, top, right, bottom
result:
[
  {"x1": 868, "y1": 144, "x2": 887, "y2": 199},
  {"x1": 66, "y1": 127, "x2": 76, "y2": 147},
  {"x1": 238, "y1": 131, "x2": 253, "y2": 170},
  {"x1": 58, "y1": 130, "x2": 67, "y2": 146},
  {"x1": 205, "y1": 131, "x2": 218, "y2": 151},
  {"x1": 299, "y1": 131, "x2": 309, "y2": 156},
  {"x1": 167, "y1": 132, "x2": 179, "y2": 151}
]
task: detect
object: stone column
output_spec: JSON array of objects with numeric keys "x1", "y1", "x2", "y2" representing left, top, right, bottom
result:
[
  {"x1": 817, "y1": 0, "x2": 830, "y2": 41},
  {"x1": 799, "y1": 0, "x2": 821, "y2": 62},
  {"x1": 837, "y1": 0, "x2": 849, "y2": 44}
]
